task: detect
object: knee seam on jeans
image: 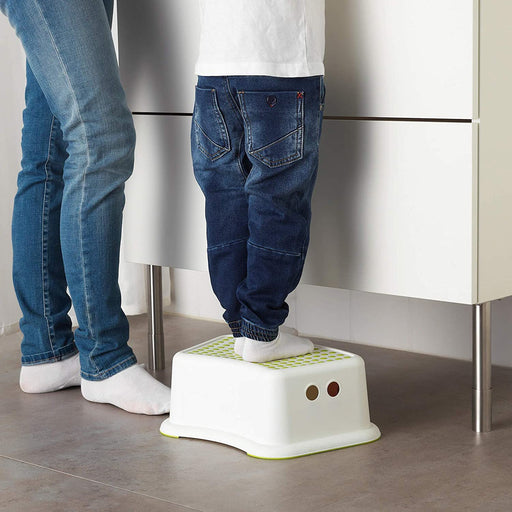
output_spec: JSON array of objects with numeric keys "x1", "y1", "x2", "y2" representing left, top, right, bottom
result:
[
  {"x1": 208, "y1": 237, "x2": 248, "y2": 252},
  {"x1": 247, "y1": 241, "x2": 301, "y2": 258}
]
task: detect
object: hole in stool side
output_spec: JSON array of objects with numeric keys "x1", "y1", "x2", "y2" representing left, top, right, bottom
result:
[
  {"x1": 306, "y1": 385, "x2": 319, "y2": 401},
  {"x1": 327, "y1": 381, "x2": 340, "y2": 397}
]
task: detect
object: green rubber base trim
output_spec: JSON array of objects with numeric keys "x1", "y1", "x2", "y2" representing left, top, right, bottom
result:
[
  {"x1": 246, "y1": 435, "x2": 382, "y2": 460},
  {"x1": 160, "y1": 432, "x2": 180, "y2": 439},
  {"x1": 160, "y1": 430, "x2": 381, "y2": 459}
]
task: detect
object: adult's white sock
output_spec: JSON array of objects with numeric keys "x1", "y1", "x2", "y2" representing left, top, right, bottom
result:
[
  {"x1": 19, "y1": 353, "x2": 81, "y2": 393},
  {"x1": 81, "y1": 364, "x2": 171, "y2": 415},
  {"x1": 242, "y1": 332, "x2": 314, "y2": 363}
]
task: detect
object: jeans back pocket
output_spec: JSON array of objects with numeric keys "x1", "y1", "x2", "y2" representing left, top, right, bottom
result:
[
  {"x1": 238, "y1": 90, "x2": 304, "y2": 168},
  {"x1": 193, "y1": 87, "x2": 230, "y2": 161}
]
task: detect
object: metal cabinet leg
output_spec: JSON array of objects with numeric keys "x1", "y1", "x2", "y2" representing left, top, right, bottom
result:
[
  {"x1": 472, "y1": 302, "x2": 492, "y2": 432},
  {"x1": 146, "y1": 264, "x2": 165, "y2": 371}
]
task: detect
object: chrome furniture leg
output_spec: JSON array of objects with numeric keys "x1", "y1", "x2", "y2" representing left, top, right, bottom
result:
[
  {"x1": 146, "y1": 264, "x2": 165, "y2": 370},
  {"x1": 472, "y1": 302, "x2": 492, "y2": 432}
]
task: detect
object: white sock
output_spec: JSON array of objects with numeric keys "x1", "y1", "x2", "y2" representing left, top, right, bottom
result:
[
  {"x1": 81, "y1": 364, "x2": 172, "y2": 415},
  {"x1": 242, "y1": 332, "x2": 314, "y2": 363},
  {"x1": 234, "y1": 337, "x2": 245, "y2": 357},
  {"x1": 19, "y1": 353, "x2": 81, "y2": 394}
]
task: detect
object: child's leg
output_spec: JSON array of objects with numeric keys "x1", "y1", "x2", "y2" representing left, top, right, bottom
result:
[
  {"x1": 192, "y1": 75, "x2": 325, "y2": 362},
  {"x1": 191, "y1": 76, "x2": 248, "y2": 336},
  {"x1": 235, "y1": 76, "x2": 325, "y2": 360}
]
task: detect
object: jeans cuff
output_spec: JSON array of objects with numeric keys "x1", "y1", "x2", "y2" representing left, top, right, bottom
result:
[
  {"x1": 228, "y1": 320, "x2": 242, "y2": 337},
  {"x1": 21, "y1": 342, "x2": 78, "y2": 365},
  {"x1": 80, "y1": 354, "x2": 138, "y2": 381},
  {"x1": 241, "y1": 319, "x2": 278, "y2": 342}
]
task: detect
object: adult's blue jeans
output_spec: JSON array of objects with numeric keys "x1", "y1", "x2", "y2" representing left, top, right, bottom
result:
[
  {"x1": 1, "y1": 0, "x2": 137, "y2": 379},
  {"x1": 192, "y1": 75, "x2": 325, "y2": 341}
]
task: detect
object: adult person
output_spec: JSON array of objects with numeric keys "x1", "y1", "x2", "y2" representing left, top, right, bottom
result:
[
  {"x1": 192, "y1": 0, "x2": 326, "y2": 362},
  {"x1": 1, "y1": 0, "x2": 171, "y2": 414}
]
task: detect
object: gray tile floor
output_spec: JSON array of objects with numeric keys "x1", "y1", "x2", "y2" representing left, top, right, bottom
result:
[{"x1": 2, "y1": 314, "x2": 512, "y2": 511}]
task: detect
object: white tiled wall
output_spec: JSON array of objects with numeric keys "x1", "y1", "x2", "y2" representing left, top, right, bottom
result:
[
  {"x1": 490, "y1": 297, "x2": 512, "y2": 367},
  {"x1": 294, "y1": 286, "x2": 351, "y2": 342},
  {"x1": 408, "y1": 299, "x2": 472, "y2": 361},
  {"x1": 168, "y1": 268, "x2": 512, "y2": 368}
]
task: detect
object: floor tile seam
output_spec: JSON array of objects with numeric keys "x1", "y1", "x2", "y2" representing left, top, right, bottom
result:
[{"x1": 0, "y1": 454, "x2": 203, "y2": 512}]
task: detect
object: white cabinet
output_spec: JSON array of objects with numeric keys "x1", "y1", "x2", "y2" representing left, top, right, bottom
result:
[
  {"x1": 303, "y1": 120, "x2": 475, "y2": 303},
  {"x1": 119, "y1": 0, "x2": 476, "y2": 119},
  {"x1": 118, "y1": 0, "x2": 199, "y2": 113},
  {"x1": 123, "y1": 115, "x2": 207, "y2": 271},
  {"x1": 324, "y1": 0, "x2": 476, "y2": 118},
  {"x1": 118, "y1": 0, "x2": 512, "y2": 306}
]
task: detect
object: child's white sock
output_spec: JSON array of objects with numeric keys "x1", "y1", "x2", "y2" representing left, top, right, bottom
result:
[
  {"x1": 242, "y1": 332, "x2": 314, "y2": 363},
  {"x1": 19, "y1": 353, "x2": 81, "y2": 393},
  {"x1": 234, "y1": 337, "x2": 245, "y2": 357},
  {"x1": 81, "y1": 364, "x2": 172, "y2": 415}
]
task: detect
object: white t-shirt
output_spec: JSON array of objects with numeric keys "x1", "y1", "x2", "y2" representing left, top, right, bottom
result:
[{"x1": 195, "y1": 0, "x2": 325, "y2": 77}]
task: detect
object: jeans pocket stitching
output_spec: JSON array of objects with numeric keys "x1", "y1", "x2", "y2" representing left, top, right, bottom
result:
[
  {"x1": 194, "y1": 120, "x2": 229, "y2": 161},
  {"x1": 248, "y1": 126, "x2": 303, "y2": 168},
  {"x1": 210, "y1": 88, "x2": 230, "y2": 151},
  {"x1": 239, "y1": 90, "x2": 304, "y2": 168},
  {"x1": 193, "y1": 87, "x2": 231, "y2": 162}
]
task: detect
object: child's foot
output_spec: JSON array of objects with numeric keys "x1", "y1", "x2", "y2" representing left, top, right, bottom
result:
[
  {"x1": 81, "y1": 364, "x2": 172, "y2": 415},
  {"x1": 242, "y1": 332, "x2": 314, "y2": 363},
  {"x1": 19, "y1": 353, "x2": 81, "y2": 393},
  {"x1": 234, "y1": 337, "x2": 245, "y2": 357}
]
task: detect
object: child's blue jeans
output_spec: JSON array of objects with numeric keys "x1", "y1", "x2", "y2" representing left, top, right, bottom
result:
[{"x1": 192, "y1": 75, "x2": 325, "y2": 341}]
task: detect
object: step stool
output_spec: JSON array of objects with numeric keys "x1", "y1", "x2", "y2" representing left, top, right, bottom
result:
[{"x1": 160, "y1": 335, "x2": 380, "y2": 459}]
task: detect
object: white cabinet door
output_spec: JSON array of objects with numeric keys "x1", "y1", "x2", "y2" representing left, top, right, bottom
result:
[
  {"x1": 125, "y1": 116, "x2": 476, "y2": 304},
  {"x1": 118, "y1": 0, "x2": 475, "y2": 119},
  {"x1": 124, "y1": 115, "x2": 208, "y2": 271},
  {"x1": 117, "y1": 0, "x2": 199, "y2": 114},
  {"x1": 302, "y1": 119, "x2": 476, "y2": 304},
  {"x1": 325, "y1": 0, "x2": 476, "y2": 119}
]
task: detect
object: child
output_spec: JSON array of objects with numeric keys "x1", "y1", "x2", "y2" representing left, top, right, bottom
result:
[{"x1": 192, "y1": 0, "x2": 326, "y2": 363}]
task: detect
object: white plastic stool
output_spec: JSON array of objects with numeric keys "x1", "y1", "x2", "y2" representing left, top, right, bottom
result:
[{"x1": 160, "y1": 336, "x2": 380, "y2": 459}]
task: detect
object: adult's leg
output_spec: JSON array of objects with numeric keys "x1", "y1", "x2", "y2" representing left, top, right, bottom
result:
[
  {"x1": 14, "y1": 62, "x2": 75, "y2": 366},
  {"x1": 3, "y1": 0, "x2": 135, "y2": 379},
  {"x1": 2, "y1": 0, "x2": 170, "y2": 412},
  {"x1": 14, "y1": 63, "x2": 81, "y2": 392}
]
